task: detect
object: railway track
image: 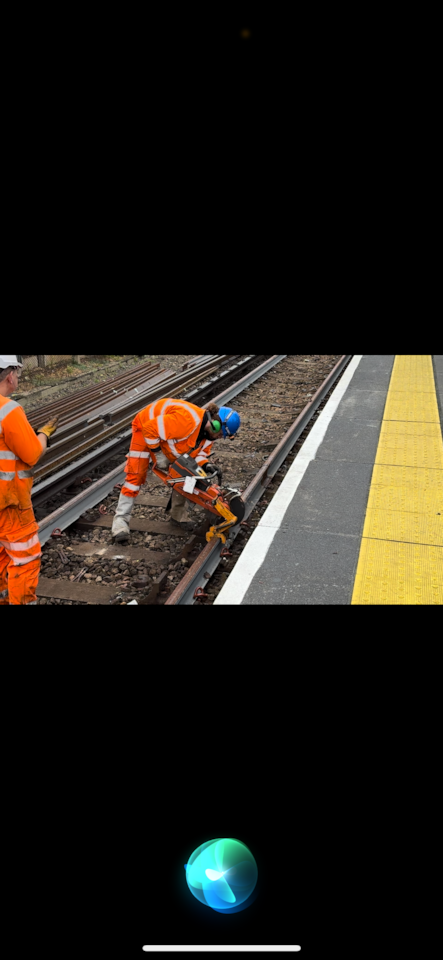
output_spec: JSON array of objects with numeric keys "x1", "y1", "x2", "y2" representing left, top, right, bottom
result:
[
  {"x1": 30, "y1": 354, "x2": 267, "y2": 507},
  {"x1": 33, "y1": 354, "x2": 350, "y2": 605}
]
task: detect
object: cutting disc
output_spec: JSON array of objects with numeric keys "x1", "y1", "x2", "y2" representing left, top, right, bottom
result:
[{"x1": 225, "y1": 494, "x2": 245, "y2": 523}]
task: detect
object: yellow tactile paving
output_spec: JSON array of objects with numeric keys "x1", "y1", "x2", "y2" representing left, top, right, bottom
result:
[
  {"x1": 352, "y1": 355, "x2": 443, "y2": 604},
  {"x1": 361, "y1": 507, "x2": 443, "y2": 547},
  {"x1": 375, "y1": 432, "x2": 443, "y2": 469},
  {"x1": 367, "y1": 464, "x2": 443, "y2": 514},
  {"x1": 383, "y1": 390, "x2": 440, "y2": 423},
  {"x1": 391, "y1": 355, "x2": 434, "y2": 377},
  {"x1": 378, "y1": 421, "x2": 442, "y2": 438},
  {"x1": 390, "y1": 356, "x2": 435, "y2": 380},
  {"x1": 385, "y1": 381, "x2": 436, "y2": 393},
  {"x1": 352, "y1": 538, "x2": 443, "y2": 605}
]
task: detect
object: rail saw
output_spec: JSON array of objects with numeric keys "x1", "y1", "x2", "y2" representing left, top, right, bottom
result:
[{"x1": 152, "y1": 454, "x2": 245, "y2": 544}]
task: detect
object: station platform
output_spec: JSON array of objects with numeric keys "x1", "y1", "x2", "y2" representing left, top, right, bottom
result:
[{"x1": 214, "y1": 356, "x2": 443, "y2": 605}]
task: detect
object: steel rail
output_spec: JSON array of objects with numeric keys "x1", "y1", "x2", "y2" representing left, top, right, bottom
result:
[
  {"x1": 33, "y1": 355, "x2": 284, "y2": 541},
  {"x1": 182, "y1": 355, "x2": 219, "y2": 370},
  {"x1": 38, "y1": 464, "x2": 126, "y2": 546},
  {"x1": 28, "y1": 354, "x2": 229, "y2": 426},
  {"x1": 165, "y1": 355, "x2": 353, "y2": 605},
  {"x1": 212, "y1": 355, "x2": 287, "y2": 404},
  {"x1": 27, "y1": 357, "x2": 232, "y2": 430},
  {"x1": 28, "y1": 356, "x2": 237, "y2": 429},
  {"x1": 14, "y1": 354, "x2": 144, "y2": 406},
  {"x1": 31, "y1": 358, "x2": 235, "y2": 484},
  {"x1": 31, "y1": 432, "x2": 130, "y2": 509},
  {"x1": 26, "y1": 360, "x2": 164, "y2": 425},
  {"x1": 63, "y1": 368, "x2": 173, "y2": 426},
  {"x1": 31, "y1": 355, "x2": 265, "y2": 499},
  {"x1": 35, "y1": 368, "x2": 174, "y2": 458},
  {"x1": 184, "y1": 355, "x2": 286, "y2": 407},
  {"x1": 27, "y1": 366, "x2": 168, "y2": 429}
]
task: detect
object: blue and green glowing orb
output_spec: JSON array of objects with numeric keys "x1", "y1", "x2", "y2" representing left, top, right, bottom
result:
[{"x1": 184, "y1": 838, "x2": 258, "y2": 914}]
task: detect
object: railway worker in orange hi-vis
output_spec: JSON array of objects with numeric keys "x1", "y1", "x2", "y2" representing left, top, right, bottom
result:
[
  {"x1": 0, "y1": 355, "x2": 59, "y2": 605},
  {"x1": 112, "y1": 397, "x2": 241, "y2": 542}
]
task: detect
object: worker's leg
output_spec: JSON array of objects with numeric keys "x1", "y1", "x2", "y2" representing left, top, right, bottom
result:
[
  {"x1": 0, "y1": 545, "x2": 9, "y2": 605},
  {"x1": 112, "y1": 426, "x2": 150, "y2": 540},
  {"x1": 170, "y1": 488, "x2": 190, "y2": 522},
  {"x1": 0, "y1": 530, "x2": 42, "y2": 605}
]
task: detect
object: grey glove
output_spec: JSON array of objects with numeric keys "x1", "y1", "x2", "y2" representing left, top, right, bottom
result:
[{"x1": 153, "y1": 449, "x2": 170, "y2": 471}]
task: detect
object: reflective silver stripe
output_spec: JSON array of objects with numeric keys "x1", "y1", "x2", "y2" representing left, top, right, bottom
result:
[
  {"x1": 0, "y1": 400, "x2": 19, "y2": 424},
  {"x1": 0, "y1": 451, "x2": 17, "y2": 460},
  {"x1": 161, "y1": 399, "x2": 201, "y2": 429},
  {"x1": 159, "y1": 400, "x2": 200, "y2": 444},
  {"x1": 146, "y1": 400, "x2": 201, "y2": 446},
  {"x1": 0, "y1": 470, "x2": 15, "y2": 480},
  {"x1": 144, "y1": 437, "x2": 159, "y2": 446},
  {"x1": 18, "y1": 469, "x2": 34, "y2": 479},
  {"x1": 195, "y1": 455, "x2": 207, "y2": 463},
  {"x1": 201, "y1": 440, "x2": 212, "y2": 450},
  {"x1": 0, "y1": 533, "x2": 40, "y2": 551},
  {"x1": 0, "y1": 589, "x2": 8, "y2": 599},
  {"x1": 167, "y1": 439, "x2": 180, "y2": 457},
  {"x1": 128, "y1": 450, "x2": 150, "y2": 458},
  {"x1": 224, "y1": 410, "x2": 235, "y2": 434},
  {"x1": 169, "y1": 401, "x2": 201, "y2": 443},
  {"x1": 147, "y1": 402, "x2": 157, "y2": 419},
  {"x1": 11, "y1": 553, "x2": 41, "y2": 566},
  {"x1": 123, "y1": 481, "x2": 140, "y2": 492}
]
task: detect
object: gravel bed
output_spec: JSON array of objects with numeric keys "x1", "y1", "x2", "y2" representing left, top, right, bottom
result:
[{"x1": 34, "y1": 355, "x2": 342, "y2": 604}]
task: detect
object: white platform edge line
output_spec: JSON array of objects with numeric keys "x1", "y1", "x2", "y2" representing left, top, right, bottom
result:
[{"x1": 214, "y1": 355, "x2": 364, "y2": 605}]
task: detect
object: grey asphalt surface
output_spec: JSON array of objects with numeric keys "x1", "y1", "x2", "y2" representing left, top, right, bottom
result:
[{"x1": 239, "y1": 354, "x2": 396, "y2": 604}]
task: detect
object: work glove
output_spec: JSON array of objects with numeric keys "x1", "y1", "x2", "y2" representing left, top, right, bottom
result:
[
  {"x1": 204, "y1": 463, "x2": 222, "y2": 485},
  {"x1": 153, "y1": 449, "x2": 170, "y2": 471},
  {"x1": 36, "y1": 416, "x2": 59, "y2": 445}
]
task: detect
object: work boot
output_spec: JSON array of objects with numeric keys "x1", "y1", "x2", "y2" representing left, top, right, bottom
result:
[
  {"x1": 111, "y1": 491, "x2": 134, "y2": 541},
  {"x1": 170, "y1": 489, "x2": 190, "y2": 523}
]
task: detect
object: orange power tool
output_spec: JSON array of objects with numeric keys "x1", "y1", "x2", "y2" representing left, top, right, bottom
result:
[{"x1": 152, "y1": 453, "x2": 245, "y2": 544}]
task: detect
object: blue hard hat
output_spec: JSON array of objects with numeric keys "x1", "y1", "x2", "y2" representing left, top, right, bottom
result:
[{"x1": 217, "y1": 406, "x2": 241, "y2": 439}]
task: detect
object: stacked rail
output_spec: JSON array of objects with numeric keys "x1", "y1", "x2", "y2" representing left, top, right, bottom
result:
[
  {"x1": 30, "y1": 355, "x2": 258, "y2": 505},
  {"x1": 35, "y1": 355, "x2": 286, "y2": 545}
]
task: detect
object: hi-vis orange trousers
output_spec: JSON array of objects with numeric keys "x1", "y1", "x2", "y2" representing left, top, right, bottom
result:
[
  {"x1": 121, "y1": 424, "x2": 189, "y2": 521},
  {"x1": 0, "y1": 512, "x2": 42, "y2": 605}
]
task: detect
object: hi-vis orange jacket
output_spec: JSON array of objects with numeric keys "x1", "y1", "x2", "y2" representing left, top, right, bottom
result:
[
  {"x1": 135, "y1": 398, "x2": 214, "y2": 465},
  {"x1": 0, "y1": 397, "x2": 43, "y2": 512}
]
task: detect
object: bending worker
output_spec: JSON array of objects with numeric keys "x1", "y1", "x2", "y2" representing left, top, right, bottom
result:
[
  {"x1": 0, "y1": 355, "x2": 58, "y2": 605},
  {"x1": 112, "y1": 397, "x2": 240, "y2": 541}
]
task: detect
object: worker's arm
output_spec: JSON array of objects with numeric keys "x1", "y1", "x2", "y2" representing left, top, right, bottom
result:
[
  {"x1": 36, "y1": 416, "x2": 58, "y2": 448},
  {"x1": 37, "y1": 433, "x2": 48, "y2": 455},
  {"x1": 143, "y1": 418, "x2": 163, "y2": 449},
  {"x1": 3, "y1": 405, "x2": 46, "y2": 466},
  {"x1": 191, "y1": 439, "x2": 213, "y2": 466}
]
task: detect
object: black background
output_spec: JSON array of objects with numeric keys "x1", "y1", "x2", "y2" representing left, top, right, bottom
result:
[
  {"x1": 137, "y1": 699, "x2": 307, "y2": 956},
  {"x1": 151, "y1": 9, "x2": 286, "y2": 66},
  {"x1": 141, "y1": 817, "x2": 300, "y2": 947}
]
